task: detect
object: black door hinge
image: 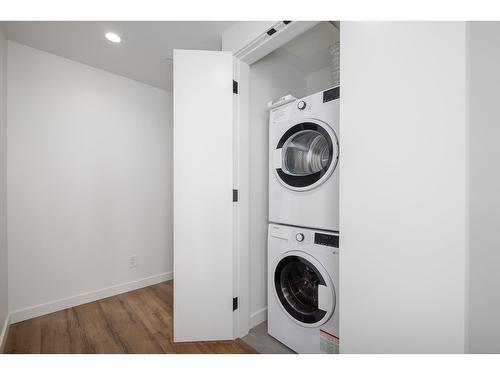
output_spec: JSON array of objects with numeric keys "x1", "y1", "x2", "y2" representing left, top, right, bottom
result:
[
  {"x1": 232, "y1": 189, "x2": 238, "y2": 202},
  {"x1": 233, "y1": 80, "x2": 238, "y2": 94},
  {"x1": 233, "y1": 297, "x2": 238, "y2": 311}
]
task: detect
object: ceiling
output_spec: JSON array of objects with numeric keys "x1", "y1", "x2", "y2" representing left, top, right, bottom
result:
[{"x1": 1, "y1": 21, "x2": 235, "y2": 91}]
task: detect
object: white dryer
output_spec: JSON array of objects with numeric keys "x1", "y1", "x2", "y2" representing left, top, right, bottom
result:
[
  {"x1": 268, "y1": 223, "x2": 339, "y2": 354},
  {"x1": 269, "y1": 87, "x2": 339, "y2": 232}
]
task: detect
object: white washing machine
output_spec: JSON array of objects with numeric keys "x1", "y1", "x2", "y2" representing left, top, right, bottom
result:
[
  {"x1": 269, "y1": 87, "x2": 340, "y2": 232},
  {"x1": 268, "y1": 223, "x2": 339, "y2": 354}
]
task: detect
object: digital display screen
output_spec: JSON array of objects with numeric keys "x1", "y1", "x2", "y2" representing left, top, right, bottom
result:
[
  {"x1": 314, "y1": 233, "x2": 339, "y2": 248},
  {"x1": 323, "y1": 87, "x2": 340, "y2": 103}
]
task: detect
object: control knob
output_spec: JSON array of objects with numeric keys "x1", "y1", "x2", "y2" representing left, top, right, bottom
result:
[
  {"x1": 296, "y1": 233, "x2": 305, "y2": 242},
  {"x1": 297, "y1": 100, "x2": 307, "y2": 110}
]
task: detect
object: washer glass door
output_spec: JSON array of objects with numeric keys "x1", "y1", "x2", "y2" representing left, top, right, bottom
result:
[
  {"x1": 275, "y1": 121, "x2": 338, "y2": 190},
  {"x1": 274, "y1": 253, "x2": 335, "y2": 325}
]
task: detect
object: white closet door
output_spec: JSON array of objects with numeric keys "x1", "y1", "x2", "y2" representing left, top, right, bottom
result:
[{"x1": 173, "y1": 49, "x2": 234, "y2": 342}]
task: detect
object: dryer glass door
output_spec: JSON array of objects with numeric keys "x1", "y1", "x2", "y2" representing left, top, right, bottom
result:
[
  {"x1": 284, "y1": 130, "x2": 330, "y2": 175},
  {"x1": 275, "y1": 122, "x2": 338, "y2": 190},
  {"x1": 274, "y1": 254, "x2": 333, "y2": 325}
]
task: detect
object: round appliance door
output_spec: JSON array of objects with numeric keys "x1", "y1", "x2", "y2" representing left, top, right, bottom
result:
[
  {"x1": 273, "y1": 120, "x2": 339, "y2": 191},
  {"x1": 273, "y1": 251, "x2": 336, "y2": 327}
]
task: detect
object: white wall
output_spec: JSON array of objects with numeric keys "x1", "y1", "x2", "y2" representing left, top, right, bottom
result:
[
  {"x1": 468, "y1": 22, "x2": 500, "y2": 353},
  {"x1": 340, "y1": 22, "x2": 468, "y2": 353},
  {"x1": 248, "y1": 51, "x2": 307, "y2": 327},
  {"x1": 303, "y1": 23, "x2": 339, "y2": 94},
  {"x1": 306, "y1": 66, "x2": 335, "y2": 95},
  {"x1": 0, "y1": 27, "x2": 8, "y2": 349},
  {"x1": 7, "y1": 42, "x2": 173, "y2": 321}
]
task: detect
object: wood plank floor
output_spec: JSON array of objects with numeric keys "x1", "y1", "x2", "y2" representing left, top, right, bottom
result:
[{"x1": 3, "y1": 281, "x2": 258, "y2": 354}]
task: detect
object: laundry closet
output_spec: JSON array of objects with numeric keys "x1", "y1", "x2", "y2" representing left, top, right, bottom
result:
[
  {"x1": 173, "y1": 21, "x2": 340, "y2": 353},
  {"x1": 247, "y1": 22, "x2": 340, "y2": 354}
]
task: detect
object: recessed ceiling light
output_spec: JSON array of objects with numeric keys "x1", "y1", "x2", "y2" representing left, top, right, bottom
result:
[{"x1": 105, "y1": 32, "x2": 121, "y2": 43}]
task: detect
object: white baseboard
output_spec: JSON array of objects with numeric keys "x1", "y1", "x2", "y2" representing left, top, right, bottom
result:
[
  {"x1": 0, "y1": 313, "x2": 10, "y2": 354},
  {"x1": 10, "y1": 271, "x2": 173, "y2": 324},
  {"x1": 250, "y1": 307, "x2": 267, "y2": 329}
]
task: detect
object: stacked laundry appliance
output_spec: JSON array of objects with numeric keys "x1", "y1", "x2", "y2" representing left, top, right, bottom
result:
[{"x1": 267, "y1": 86, "x2": 340, "y2": 354}]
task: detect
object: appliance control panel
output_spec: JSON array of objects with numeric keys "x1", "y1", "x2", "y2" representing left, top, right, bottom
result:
[
  {"x1": 314, "y1": 233, "x2": 339, "y2": 248},
  {"x1": 270, "y1": 224, "x2": 339, "y2": 248}
]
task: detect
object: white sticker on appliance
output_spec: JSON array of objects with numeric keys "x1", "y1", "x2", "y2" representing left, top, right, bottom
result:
[
  {"x1": 320, "y1": 329, "x2": 339, "y2": 354},
  {"x1": 271, "y1": 106, "x2": 292, "y2": 125}
]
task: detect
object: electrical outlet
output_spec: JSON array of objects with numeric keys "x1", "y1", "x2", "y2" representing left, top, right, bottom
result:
[{"x1": 129, "y1": 255, "x2": 138, "y2": 269}]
